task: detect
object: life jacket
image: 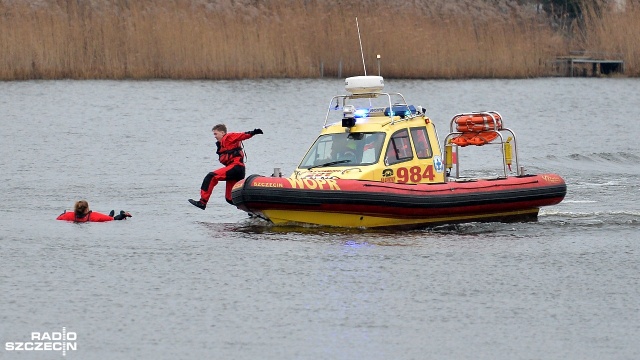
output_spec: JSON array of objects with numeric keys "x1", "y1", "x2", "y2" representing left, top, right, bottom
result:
[
  {"x1": 216, "y1": 132, "x2": 253, "y2": 166},
  {"x1": 216, "y1": 143, "x2": 244, "y2": 166}
]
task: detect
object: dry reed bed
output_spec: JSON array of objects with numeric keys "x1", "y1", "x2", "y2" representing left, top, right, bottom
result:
[
  {"x1": 579, "y1": 1, "x2": 640, "y2": 74},
  {"x1": 0, "y1": 0, "x2": 638, "y2": 80}
]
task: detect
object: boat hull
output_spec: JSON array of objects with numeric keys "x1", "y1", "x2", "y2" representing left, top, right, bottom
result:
[{"x1": 231, "y1": 174, "x2": 567, "y2": 228}]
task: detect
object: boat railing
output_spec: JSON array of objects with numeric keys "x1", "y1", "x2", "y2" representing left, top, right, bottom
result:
[
  {"x1": 443, "y1": 111, "x2": 521, "y2": 179},
  {"x1": 323, "y1": 92, "x2": 418, "y2": 128}
]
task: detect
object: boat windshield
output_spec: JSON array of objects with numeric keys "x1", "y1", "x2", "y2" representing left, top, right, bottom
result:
[{"x1": 299, "y1": 132, "x2": 386, "y2": 169}]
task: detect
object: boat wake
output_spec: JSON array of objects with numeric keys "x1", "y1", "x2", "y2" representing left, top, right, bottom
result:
[
  {"x1": 539, "y1": 209, "x2": 640, "y2": 227},
  {"x1": 224, "y1": 208, "x2": 639, "y2": 239},
  {"x1": 547, "y1": 152, "x2": 640, "y2": 164},
  {"x1": 533, "y1": 152, "x2": 640, "y2": 175}
]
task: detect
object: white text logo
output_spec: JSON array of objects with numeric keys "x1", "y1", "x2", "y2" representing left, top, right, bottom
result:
[{"x1": 5, "y1": 327, "x2": 77, "y2": 356}]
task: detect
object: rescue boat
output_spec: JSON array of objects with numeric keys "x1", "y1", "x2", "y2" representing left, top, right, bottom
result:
[{"x1": 231, "y1": 76, "x2": 566, "y2": 228}]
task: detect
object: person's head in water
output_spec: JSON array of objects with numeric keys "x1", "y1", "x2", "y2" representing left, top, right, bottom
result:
[
  {"x1": 74, "y1": 200, "x2": 89, "y2": 218},
  {"x1": 212, "y1": 124, "x2": 228, "y2": 141}
]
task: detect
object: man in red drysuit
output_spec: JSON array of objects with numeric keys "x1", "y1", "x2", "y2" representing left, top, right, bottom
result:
[{"x1": 189, "y1": 124, "x2": 263, "y2": 210}]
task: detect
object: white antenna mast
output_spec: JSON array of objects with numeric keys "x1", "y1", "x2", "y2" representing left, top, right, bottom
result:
[{"x1": 356, "y1": 17, "x2": 367, "y2": 75}]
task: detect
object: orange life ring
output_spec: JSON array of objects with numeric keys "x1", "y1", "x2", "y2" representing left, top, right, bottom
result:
[{"x1": 455, "y1": 112, "x2": 502, "y2": 133}]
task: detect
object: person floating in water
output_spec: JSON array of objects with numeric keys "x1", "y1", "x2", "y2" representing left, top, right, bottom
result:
[
  {"x1": 56, "y1": 200, "x2": 132, "y2": 222},
  {"x1": 189, "y1": 124, "x2": 263, "y2": 210}
]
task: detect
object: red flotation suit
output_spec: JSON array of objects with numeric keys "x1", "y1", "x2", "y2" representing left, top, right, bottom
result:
[
  {"x1": 56, "y1": 211, "x2": 115, "y2": 222},
  {"x1": 201, "y1": 132, "x2": 255, "y2": 204}
]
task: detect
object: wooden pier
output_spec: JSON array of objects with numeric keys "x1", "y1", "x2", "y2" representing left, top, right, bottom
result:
[{"x1": 553, "y1": 52, "x2": 624, "y2": 77}]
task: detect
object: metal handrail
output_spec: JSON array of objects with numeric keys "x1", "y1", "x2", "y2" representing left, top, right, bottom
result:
[
  {"x1": 323, "y1": 92, "x2": 416, "y2": 128},
  {"x1": 443, "y1": 112, "x2": 520, "y2": 179}
]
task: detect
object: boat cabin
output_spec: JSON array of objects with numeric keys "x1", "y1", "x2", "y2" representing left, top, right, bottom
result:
[{"x1": 294, "y1": 76, "x2": 447, "y2": 184}]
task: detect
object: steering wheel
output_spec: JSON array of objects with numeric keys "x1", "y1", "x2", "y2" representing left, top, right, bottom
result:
[{"x1": 339, "y1": 151, "x2": 357, "y2": 163}]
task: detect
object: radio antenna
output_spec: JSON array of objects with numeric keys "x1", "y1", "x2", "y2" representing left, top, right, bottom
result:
[{"x1": 356, "y1": 17, "x2": 367, "y2": 75}]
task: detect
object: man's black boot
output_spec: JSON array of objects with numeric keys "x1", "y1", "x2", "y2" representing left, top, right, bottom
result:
[{"x1": 188, "y1": 199, "x2": 206, "y2": 210}]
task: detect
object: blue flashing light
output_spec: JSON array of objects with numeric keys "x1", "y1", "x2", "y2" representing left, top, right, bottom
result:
[
  {"x1": 354, "y1": 108, "x2": 369, "y2": 118},
  {"x1": 384, "y1": 105, "x2": 417, "y2": 118}
]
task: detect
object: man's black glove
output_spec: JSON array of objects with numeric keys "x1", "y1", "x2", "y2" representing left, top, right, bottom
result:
[
  {"x1": 113, "y1": 210, "x2": 132, "y2": 220},
  {"x1": 247, "y1": 128, "x2": 263, "y2": 136}
]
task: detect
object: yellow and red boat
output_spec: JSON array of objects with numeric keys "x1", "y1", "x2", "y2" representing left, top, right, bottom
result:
[{"x1": 231, "y1": 76, "x2": 566, "y2": 228}]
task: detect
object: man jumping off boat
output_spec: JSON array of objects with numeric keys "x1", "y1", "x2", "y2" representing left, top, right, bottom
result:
[{"x1": 189, "y1": 124, "x2": 263, "y2": 210}]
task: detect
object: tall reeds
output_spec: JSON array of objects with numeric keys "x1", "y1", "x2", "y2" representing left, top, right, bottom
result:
[
  {"x1": 0, "y1": 0, "x2": 635, "y2": 80},
  {"x1": 578, "y1": 0, "x2": 640, "y2": 75}
]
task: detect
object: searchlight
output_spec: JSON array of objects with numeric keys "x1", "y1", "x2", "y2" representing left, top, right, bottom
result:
[{"x1": 342, "y1": 105, "x2": 356, "y2": 128}]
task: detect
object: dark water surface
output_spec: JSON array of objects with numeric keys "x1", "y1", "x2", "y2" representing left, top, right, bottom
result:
[{"x1": 1, "y1": 78, "x2": 639, "y2": 359}]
